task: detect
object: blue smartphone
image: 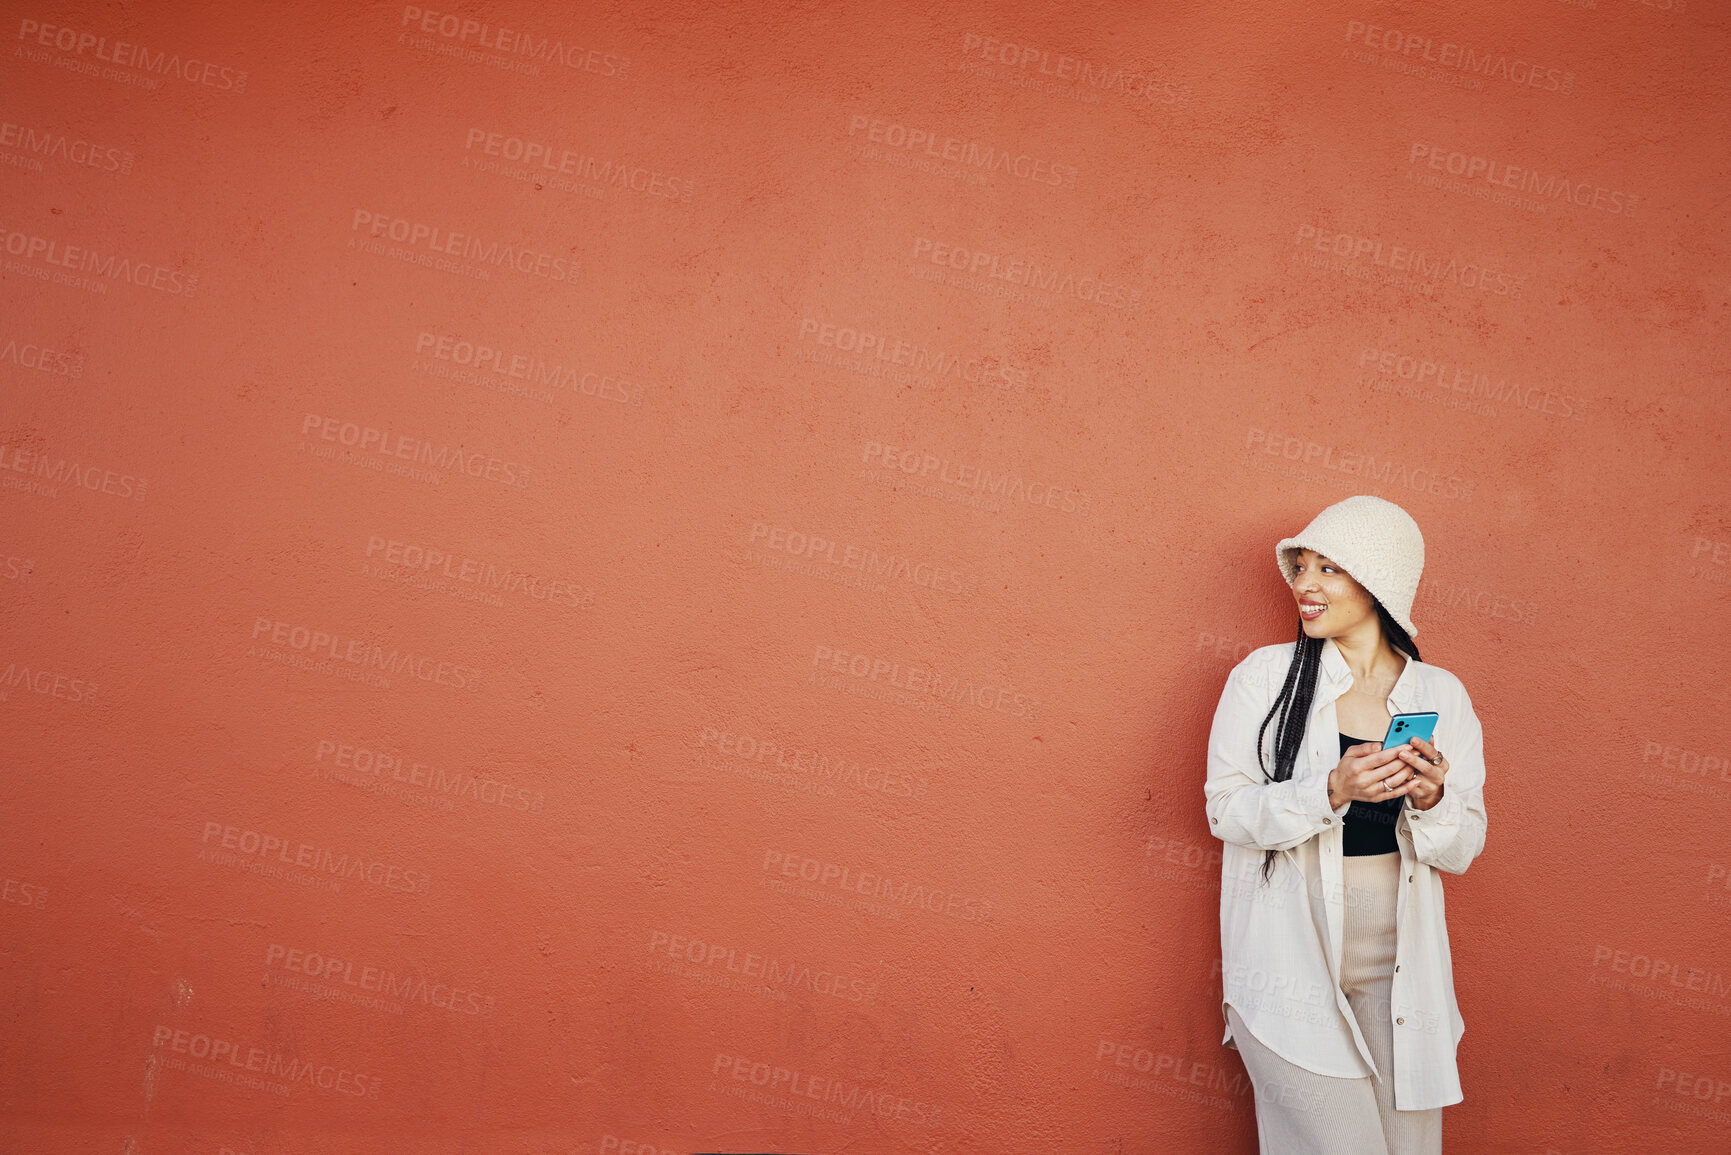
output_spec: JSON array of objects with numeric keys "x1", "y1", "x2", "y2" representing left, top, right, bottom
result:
[{"x1": 1381, "y1": 711, "x2": 1439, "y2": 751}]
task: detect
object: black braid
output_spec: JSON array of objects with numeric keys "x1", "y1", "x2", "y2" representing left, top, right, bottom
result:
[{"x1": 1253, "y1": 600, "x2": 1420, "y2": 885}]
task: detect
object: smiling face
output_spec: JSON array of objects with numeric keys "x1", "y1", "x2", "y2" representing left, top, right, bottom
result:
[{"x1": 1288, "y1": 548, "x2": 1380, "y2": 640}]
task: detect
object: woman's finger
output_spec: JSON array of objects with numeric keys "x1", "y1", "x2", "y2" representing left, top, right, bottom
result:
[
  {"x1": 1360, "y1": 745, "x2": 1407, "y2": 770},
  {"x1": 1379, "y1": 767, "x2": 1411, "y2": 792},
  {"x1": 1394, "y1": 772, "x2": 1428, "y2": 797}
]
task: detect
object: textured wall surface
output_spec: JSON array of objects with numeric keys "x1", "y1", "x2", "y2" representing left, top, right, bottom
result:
[{"x1": 2, "y1": 1, "x2": 1728, "y2": 1152}]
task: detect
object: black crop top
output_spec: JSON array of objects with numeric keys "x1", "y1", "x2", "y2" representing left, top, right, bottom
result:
[{"x1": 1340, "y1": 733, "x2": 1402, "y2": 856}]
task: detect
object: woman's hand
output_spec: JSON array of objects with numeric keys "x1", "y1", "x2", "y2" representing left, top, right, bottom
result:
[
  {"x1": 1326, "y1": 736, "x2": 1450, "y2": 811},
  {"x1": 1392, "y1": 735, "x2": 1448, "y2": 811},
  {"x1": 1327, "y1": 741, "x2": 1420, "y2": 807}
]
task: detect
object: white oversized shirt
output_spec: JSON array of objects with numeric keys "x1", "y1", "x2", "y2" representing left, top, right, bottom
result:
[{"x1": 1204, "y1": 640, "x2": 1488, "y2": 1111}]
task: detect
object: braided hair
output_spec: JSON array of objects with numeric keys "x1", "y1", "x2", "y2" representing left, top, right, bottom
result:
[{"x1": 1253, "y1": 599, "x2": 1421, "y2": 884}]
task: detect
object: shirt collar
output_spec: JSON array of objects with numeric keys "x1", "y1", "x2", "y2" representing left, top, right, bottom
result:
[{"x1": 1318, "y1": 638, "x2": 1422, "y2": 713}]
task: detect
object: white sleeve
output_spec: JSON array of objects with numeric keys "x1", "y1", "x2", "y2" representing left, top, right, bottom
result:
[
  {"x1": 1204, "y1": 659, "x2": 1348, "y2": 853},
  {"x1": 1403, "y1": 679, "x2": 1487, "y2": 874}
]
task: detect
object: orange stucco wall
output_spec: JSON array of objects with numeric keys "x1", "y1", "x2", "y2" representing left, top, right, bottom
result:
[{"x1": 2, "y1": 1, "x2": 1727, "y2": 1152}]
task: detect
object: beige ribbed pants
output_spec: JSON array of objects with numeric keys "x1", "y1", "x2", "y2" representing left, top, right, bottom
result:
[{"x1": 1225, "y1": 852, "x2": 1443, "y2": 1155}]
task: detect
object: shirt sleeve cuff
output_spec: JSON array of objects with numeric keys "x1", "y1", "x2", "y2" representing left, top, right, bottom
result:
[
  {"x1": 1407, "y1": 784, "x2": 1458, "y2": 825},
  {"x1": 1312, "y1": 778, "x2": 1351, "y2": 822}
]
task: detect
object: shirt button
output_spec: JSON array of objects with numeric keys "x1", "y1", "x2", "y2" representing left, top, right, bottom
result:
[
  {"x1": 1396, "y1": 1017, "x2": 1405, "y2": 1026},
  {"x1": 1408, "y1": 875, "x2": 1414, "y2": 882},
  {"x1": 1395, "y1": 965, "x2": 1400, "y2": 973},
  {"x1": 1322, "y1": 818, "x2": 1332, "y2": 825},
  {"x1": 1211, "y1": 817, "x2": 1218, "y2": 825}
]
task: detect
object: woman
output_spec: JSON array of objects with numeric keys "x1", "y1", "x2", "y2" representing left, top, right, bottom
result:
[{"x1": 1203, "y1": 495, "x2": 1487, "y2": 1154}]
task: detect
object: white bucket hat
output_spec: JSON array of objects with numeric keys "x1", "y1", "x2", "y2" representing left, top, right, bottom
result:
[{"x1": 1275, "y1": 495, "x2": 1425, "y2": 638}]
